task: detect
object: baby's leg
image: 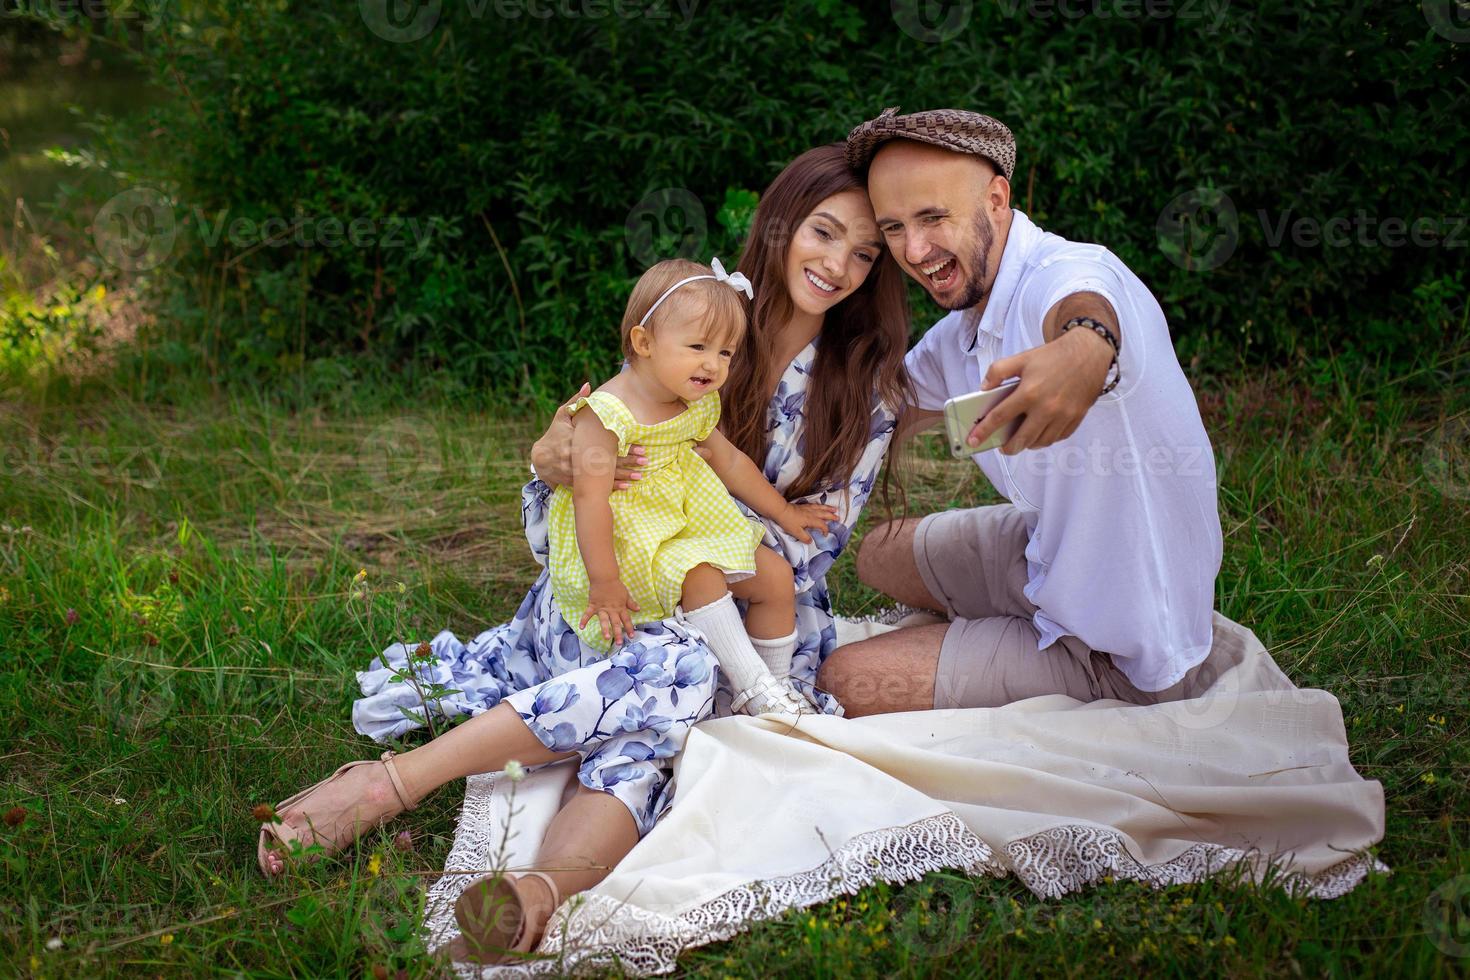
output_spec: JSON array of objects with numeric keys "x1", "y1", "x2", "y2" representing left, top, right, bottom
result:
[
  {"x1": 731, "y1": 547, "x2": 799, "y2": 679},
  {"x1": 680, "y1": 561, "x2": 808, "y2": 714},
  {"x1": 681, "y1": 562, "x2": 730, "y2": 613},
  {"x1": 729, "y1": 546, "x2": 796, "y2": 639}
]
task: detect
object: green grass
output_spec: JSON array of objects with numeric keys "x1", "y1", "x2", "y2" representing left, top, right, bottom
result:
[{"x1": 2, "y1": 348, "x2": 1468, "y2": 978}]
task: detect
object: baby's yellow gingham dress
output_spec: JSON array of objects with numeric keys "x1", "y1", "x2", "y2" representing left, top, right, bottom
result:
[{"x1": 548, "y1": 390, "x2": 765, "y2": 654}]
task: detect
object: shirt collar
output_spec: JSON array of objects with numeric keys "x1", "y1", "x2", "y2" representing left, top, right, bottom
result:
[{"x1": 963, "y1": 208, "x2": 1040, "y2": 353}]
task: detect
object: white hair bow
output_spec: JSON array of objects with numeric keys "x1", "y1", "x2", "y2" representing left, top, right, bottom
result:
[
  {"x1": 709, "y1": 257, "x2": 754, "y2": 300},
  {"x1": 637, "y1": 256, "x2": 755, "y2": 327}
]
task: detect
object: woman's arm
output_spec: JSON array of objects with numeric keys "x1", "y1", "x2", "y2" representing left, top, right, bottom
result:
[
  {"x1": 699, "y1": 428, "x2": 837, "y2": 544},
  {"x1": 531, "y1": 383, "x2": 647, "y2": 489}
]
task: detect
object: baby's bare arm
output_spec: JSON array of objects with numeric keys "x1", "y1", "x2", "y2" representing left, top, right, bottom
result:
[
  {"x1": 698, "y1": 428, "x2": 792, "y2": 520},
  {"x1": 569, "y1": 412, "x2": 621, "y2": 585}
]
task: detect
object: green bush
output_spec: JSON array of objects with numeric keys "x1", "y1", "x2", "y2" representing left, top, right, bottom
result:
[{"x1": 34, "y1": 0, "x2": 1470, "y2": 402}]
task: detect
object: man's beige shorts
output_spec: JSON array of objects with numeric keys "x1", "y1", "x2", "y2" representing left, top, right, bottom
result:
[{"x1": 913, "y1": 505, "x2": 1231, "y2": 710}]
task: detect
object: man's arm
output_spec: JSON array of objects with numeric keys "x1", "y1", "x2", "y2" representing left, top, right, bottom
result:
[
  {"x1": 897, "y1": 404, "x2": 943, "y2": 442},
  {"x1": 1042, "y1": 290, "x2": 1122, "y2": 348},
  {"x1": 964, "y1": 289, "x2": 1120, "y2": 454}
]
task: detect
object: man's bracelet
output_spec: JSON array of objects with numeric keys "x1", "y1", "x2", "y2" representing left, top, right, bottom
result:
[{"x1": 1060, "y1": 315, "x2": 1120, "y2": 395}]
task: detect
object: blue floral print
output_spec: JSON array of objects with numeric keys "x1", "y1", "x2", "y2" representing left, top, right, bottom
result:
[{"x1": 352, "y1": 337, "x2": 897, "y2": 835}]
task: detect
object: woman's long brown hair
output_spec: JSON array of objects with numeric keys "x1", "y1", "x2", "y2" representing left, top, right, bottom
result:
[{"x1": 724, "y1": 142, "x2": 911, "y2": 506}]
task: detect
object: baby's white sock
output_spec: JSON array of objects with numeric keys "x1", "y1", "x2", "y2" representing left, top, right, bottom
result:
[
  {"x1": 750, "y1": 628, "x2": 799, "y2": 678},
  {"x1": 681, "y1": 591, "x2": 771, "y2": 694}
]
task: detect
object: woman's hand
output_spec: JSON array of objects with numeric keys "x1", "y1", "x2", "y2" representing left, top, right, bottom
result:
[
  {"x1": 775, "y1": 501, "x2": 840, "y2": 545},
  {"x1": 531, "y1": 383, "x2": 649, "y2": 489},
  {"x1": 581, "y1": 577, "x2": 640, "y2": 646}
]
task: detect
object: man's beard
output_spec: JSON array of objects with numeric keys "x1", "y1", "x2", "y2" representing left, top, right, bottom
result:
[{"x1": 935, "y1": 211, "x2": 995, "y2": 311}]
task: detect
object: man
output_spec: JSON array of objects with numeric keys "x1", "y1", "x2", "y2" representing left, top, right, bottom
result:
[{"x1": 817, "y1": 107, "x2": 1226, "y2": 715}]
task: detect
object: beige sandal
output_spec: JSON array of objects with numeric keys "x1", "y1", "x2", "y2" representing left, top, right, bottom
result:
[
  {"x1": 256, "y1": 750, "x2": 417, "y2": 877},
  {"x1": 450, "y1": 871, "x2": 562, "y2": 964}
]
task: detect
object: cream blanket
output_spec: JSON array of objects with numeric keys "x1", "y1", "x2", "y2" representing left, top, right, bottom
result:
[{"x1": 424, "y1": 612, "x2": 1387, "y2": 976}]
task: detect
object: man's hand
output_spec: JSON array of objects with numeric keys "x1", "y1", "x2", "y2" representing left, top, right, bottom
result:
[
  {"x1": 775, "y1": 501, "x2": 841, "y2": 544},
  {"x1": 967, "y1": 327, "x2": 1115, "y2": 454},
  {"x1": 581, "y1": 577, "x2": 640, "y2": 646},
  {"x1": 530, "y1": 383, "x2": 649, "y2": 488}
]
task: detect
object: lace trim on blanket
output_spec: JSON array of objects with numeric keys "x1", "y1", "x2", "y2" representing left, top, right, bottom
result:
[
  {"x1": 1004, "y1": 825, "x2": 1389, "y2": 901},
  {"x1": 850, "y1": 602, "x2": 928, "y2": 626},
  {"x1": 420, "y1": 774, "x2": 1385, "y2": 977},
  {"x1": 427, "y1": 795, "x2": 1002, "y2": 978},
  {"x1": 422, "y1": 772, "x2": 513, "y2": 975}
]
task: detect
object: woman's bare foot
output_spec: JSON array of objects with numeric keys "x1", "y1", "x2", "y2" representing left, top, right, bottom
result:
[{"x1": 260, "y1": 760, "x2": 409, "y2": 875}]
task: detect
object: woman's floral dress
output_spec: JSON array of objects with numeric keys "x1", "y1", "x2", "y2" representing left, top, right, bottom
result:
[{"x1": 352, "y1": 338, "x2": 898, "y2": 835}]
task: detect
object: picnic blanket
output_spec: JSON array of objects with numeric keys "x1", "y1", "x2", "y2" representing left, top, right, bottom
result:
[{"x1": 422, "y1": 611, "x2": 1388, "y2": 976}]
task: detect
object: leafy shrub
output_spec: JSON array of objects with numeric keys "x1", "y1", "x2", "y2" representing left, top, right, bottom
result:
[{"x1": 25, "y1": 0, "x2": 1469, "y2": 403}]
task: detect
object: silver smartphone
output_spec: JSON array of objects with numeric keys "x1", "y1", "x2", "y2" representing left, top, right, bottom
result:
[{"x1": 942, "y1": 380, "x2": 1022, "y2": 458}]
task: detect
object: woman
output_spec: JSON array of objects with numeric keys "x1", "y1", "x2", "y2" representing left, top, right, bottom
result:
[{"x1": 255, "y1": 143, "x2": 911, "y2": 961}]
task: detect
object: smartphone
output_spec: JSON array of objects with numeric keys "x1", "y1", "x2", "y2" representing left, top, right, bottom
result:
[{"x1": 943, "y1": 380, "x2": 1022, "y2": 458}]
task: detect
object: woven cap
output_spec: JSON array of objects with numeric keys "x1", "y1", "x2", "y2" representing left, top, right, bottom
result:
[{"x1": 846, "y1": 106, "x2": 1016, "y2": 180}]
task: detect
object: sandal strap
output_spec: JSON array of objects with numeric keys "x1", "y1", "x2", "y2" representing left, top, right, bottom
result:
[
  {"x1": 380, "y1": 751, "x2": 417, "y2": 812},
  {"x1": 518, "y1": 871, "x2": 562, "y2": 913},
  {"x1": 733, "y1": 674, "x2": 813, "y2": 715},
  {"x1": 730, "y1": 674, "x2": 781, "y2": 714}
]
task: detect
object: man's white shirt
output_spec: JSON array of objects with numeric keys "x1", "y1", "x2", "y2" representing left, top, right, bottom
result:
[{"x1": 904, "y1": 209, "x2": 1223, "y2": 692}]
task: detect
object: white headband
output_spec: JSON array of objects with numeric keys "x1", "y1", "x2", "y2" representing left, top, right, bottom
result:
[{"x1": 636, "y1": 257, "x2": 754, "y2": 328}]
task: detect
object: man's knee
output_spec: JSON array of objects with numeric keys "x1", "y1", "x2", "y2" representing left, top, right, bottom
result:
[
  {"x1": 815, "y1": 647, "x2": 869, "y2": 706},
  {"x1": 816, "y1": 630, "x2": 943, "y2": 717}
]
